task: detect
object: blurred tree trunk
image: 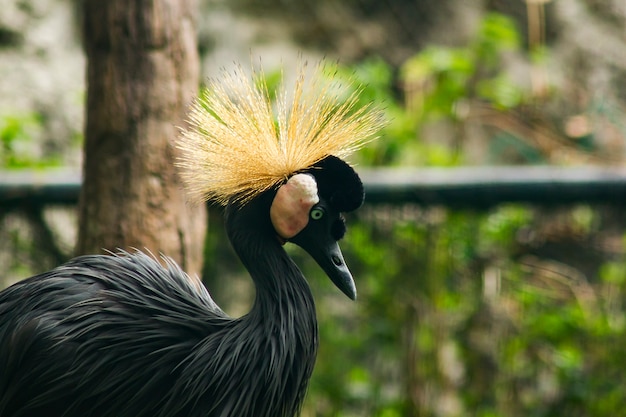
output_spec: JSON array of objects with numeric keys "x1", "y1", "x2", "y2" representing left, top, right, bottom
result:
[{"x1": 78, "y1": 0, "x2": 206, "y2": 277}]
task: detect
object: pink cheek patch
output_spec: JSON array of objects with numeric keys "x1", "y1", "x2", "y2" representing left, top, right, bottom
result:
[{"x1": 270, "y1": 174, "x2": 320, "y2": 239}]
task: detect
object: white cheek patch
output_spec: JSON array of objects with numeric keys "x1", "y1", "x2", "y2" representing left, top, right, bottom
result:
[{"x1": 270, "y1": 173, "x2": 319, "y2": 239}]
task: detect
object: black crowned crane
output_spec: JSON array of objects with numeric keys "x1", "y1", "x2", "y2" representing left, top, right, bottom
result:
[{"x1": 0, "y1": 63, "x2": 383, "y2": 417}]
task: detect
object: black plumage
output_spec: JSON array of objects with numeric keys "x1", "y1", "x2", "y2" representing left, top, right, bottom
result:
[
  {"x1": 0, "y1": 158, "x2": 363, "y2": 417},
  {"x1": 304, "y1": 155, "x2": 365, "y2": 213}
]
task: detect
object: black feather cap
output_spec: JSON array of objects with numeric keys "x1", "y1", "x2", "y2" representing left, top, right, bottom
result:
[{"x1": 303, "y1": 155, "x2": 364, "y2": 213}]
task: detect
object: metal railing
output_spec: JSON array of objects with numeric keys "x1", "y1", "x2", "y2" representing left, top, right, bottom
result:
[{"x1": 2, "y1": 166, "x2": 626, "y2": 208}]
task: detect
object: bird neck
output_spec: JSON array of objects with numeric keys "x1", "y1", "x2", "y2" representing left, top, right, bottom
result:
[
  {"x1": 236, "y1": 228, "x2": 317, "y2": 325},
  {"x1": 223, "y1": 200, "x2": 318, "y2": 416},
  {"x1": 225, "y1": 194, "x2": 318, "y2": 337}
]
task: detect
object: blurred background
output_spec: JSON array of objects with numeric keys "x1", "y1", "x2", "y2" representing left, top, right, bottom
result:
[{"x1": 2, "y1": 0, "x2": 626, "y2": 416}]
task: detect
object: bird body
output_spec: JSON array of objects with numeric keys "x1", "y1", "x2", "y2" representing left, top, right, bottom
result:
[
  {"x1": 1, "y1": 236, "x2": 315, "y2": 417},
  {"x1": 2, "y1": 252, "x2": 231, "y2": 417},
  {"x1": 0, "y1": 62, "x2": 383, "y2": 416}
]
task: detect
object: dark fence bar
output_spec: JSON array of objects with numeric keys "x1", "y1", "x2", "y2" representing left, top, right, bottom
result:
[
  {"x1": 360, "y1": 166, "x2": 626, "y2": 208},
  {"x1": 2, "y1": 166, "x2": 626, "y2": 209},
  {"x1": 0, "y1": 170, "x2": 81, "y2": 208}
]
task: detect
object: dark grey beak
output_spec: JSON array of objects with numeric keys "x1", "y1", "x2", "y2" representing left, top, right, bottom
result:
[
  {"x1": 289, "y1": 203, "x2": 357, "y2": 300},
  {"x1": 299, "y1": 236, "x2": 356, "y2": 300}
]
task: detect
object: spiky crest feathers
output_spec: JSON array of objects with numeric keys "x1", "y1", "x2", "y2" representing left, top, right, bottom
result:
[{"x1": 176, "y1": 62, "x2": 383, "y2": 206}]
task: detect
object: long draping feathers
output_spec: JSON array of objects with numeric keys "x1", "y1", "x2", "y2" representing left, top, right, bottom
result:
[
  {"x1": 176, "y1": 62, "x2": 384, "y2": 205},
  {"x1": 0, "y1": 249, "x2": 315, "y2": 417}
]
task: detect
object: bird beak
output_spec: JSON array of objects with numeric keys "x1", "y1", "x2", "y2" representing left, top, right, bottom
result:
[
  {"x1": 311, "y1": 240, "x2": 357, "y2": 300},
  {"x1": 290, "y1": 220, "x2": 357, "y2": 300}
]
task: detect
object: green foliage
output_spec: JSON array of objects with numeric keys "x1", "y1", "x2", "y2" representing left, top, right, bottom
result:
[
  {"x1": 314, "y1": 12, "x2": 529, "y2": 168},
  {"x1": 0, "y1": 112, "x2": 60, "y2": 168},
  {"x1": 298, "y1": 204, "x2": 626, "y2": 417},
  {"x1": 342, "y1": 58, "x2": 427, "y2": 166},
  {"x1": 401, "y1": 12, "x2": 522, "y2": 119}
]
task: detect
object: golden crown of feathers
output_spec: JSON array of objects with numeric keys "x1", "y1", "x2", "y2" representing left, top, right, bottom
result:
[{"x1": 176, "y1": 61, "x2": 384, "y2": 205}]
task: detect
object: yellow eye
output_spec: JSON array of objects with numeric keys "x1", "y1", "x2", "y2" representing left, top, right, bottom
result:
[{"x1": 310, "y1": 208, "x2": 324, "y2": 220}]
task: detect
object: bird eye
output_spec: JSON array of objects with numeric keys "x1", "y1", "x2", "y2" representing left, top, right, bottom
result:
[{"x1": 310, "y1": 207, "x2": 325, "y2": 220}]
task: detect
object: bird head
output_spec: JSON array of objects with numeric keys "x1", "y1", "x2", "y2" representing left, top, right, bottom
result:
[
  {"x1": 270, "y1": 155, "x2": 363, "y2": 299},
  {"x1": 177, "y1": 61, "x2": 383, "y2": 300}
]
